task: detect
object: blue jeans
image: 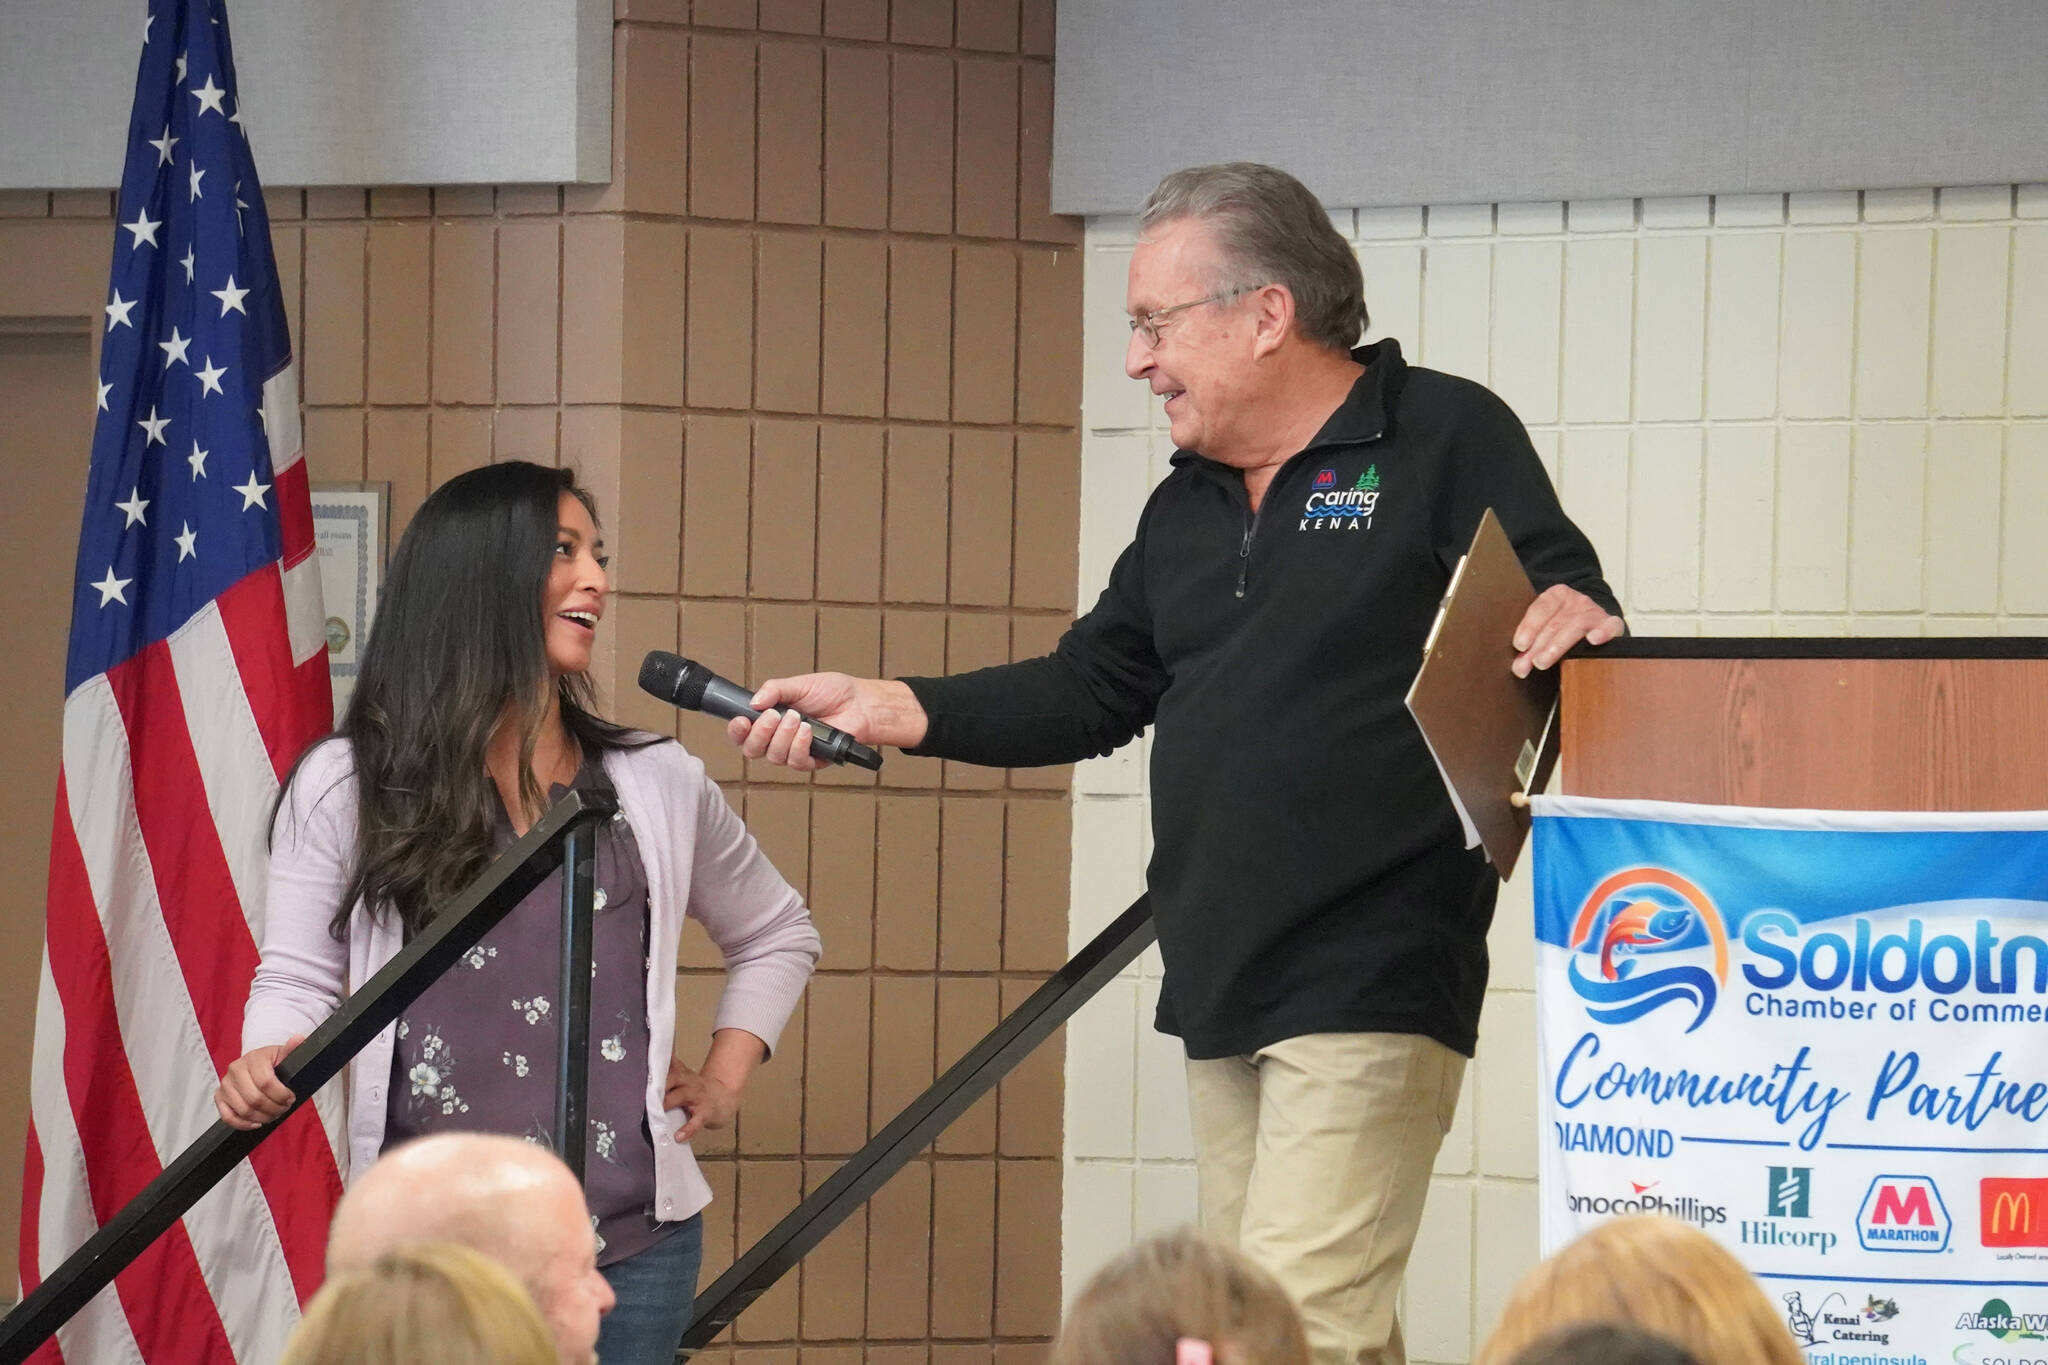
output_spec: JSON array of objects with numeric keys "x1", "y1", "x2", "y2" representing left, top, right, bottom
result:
[{"x1": 596, "y1": 1215, "x2": 704, "y2": 1365}]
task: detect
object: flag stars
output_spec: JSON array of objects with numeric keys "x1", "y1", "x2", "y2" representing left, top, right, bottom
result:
[
  {"x1": 188, "y1": 162, "x2": 205, "y2": 202},
  {"x1": 97, "y1": 379, "x2": 112, "y2": 412},
  {"x1": 159, "y1": 326, "x2": 192, "y2": 368},
  {"x1": 147, "y1": 127, "x2": 178, "y2": 167},
  {"x1": 93, "y1": 568, "x2": 132, "y2": 608},
  {"x1": 234, "y1": 181, "x2": 249, "y2": 233},
  {"x1": 137, "y1": 405, "x2": 170, "y2": 446},
  {"x1": 175, "y1": 522, "x2": 198, "y2": 561},
  {"x1": 180, "y1": 245, "x2": 196, "y2": 285},
  {"x1": 124, "y1": 208, "x2": 163, "y2": 249},
  {"x1": 211, "y1": 276, "x2": 248, "y2": 316},
  {"x1": 229, "y1": 101, "x2": 246, "y2": 138},
  {"x1": 234, "y1": 472, "x2": 271, "y2": 511},
  {"x1": 191, "y1": 75, "x2": 226, "y2": 117},
  {"x1": 176, "y1": 51, "x2": 189, "y2": 84},
  {"x1": 194, "y1": 357, "x2": 227, "y2": 396},
  {"x1": 188, "y1": 440, "x2": 210, "y2": 478},
  {"x1": 106, "y1": 290, "x2": 138, "y2": 332},
  {"x1": 116, "y1": 488, "x2": 150, "y2": 528}
]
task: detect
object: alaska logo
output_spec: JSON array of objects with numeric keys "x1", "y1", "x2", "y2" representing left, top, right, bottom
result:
[
  {"x1": 1566, "y1": 867, "x2": 1729, "y2": 1033},
  {"x1": 1956, "y1": 1296, "x2": 2048, "y2": 1339}
]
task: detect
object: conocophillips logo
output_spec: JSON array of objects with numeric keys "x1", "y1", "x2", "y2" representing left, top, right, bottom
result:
[
  {"x1": 1566, "y1": 867, "x2": 1730, "y2": 1033},
  {"x1": 1566, "y1": 1180, "x2": 1726, "y2": 1227}
]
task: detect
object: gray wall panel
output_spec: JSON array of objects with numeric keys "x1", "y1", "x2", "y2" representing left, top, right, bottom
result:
[
  {"x1": 1747, "y1": 0, "x2": 2048, "y2": 194},
  {"x1": 1053, "y1": 0, "x2": 2048, "y2": 214},
  {"x1": 0, "y1": 0, "x2": 611, "y2": 189}
]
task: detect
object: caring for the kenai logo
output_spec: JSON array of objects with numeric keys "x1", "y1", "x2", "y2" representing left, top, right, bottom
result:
[
  {"x1": 1565, "y1": 867, "x2": 1731, "y2": 1033},
  {"x1": 1300, "y1": 465, "x2": 1380, "y2": 531}
]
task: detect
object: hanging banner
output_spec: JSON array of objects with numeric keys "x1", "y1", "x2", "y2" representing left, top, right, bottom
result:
[{"x1": 1532, "y1": 797, "x2": 2048, "y2": 1365}]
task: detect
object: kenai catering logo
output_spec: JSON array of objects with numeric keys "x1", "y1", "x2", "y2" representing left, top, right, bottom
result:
[{"x1": 1566, "y1": 867, "x2": 1730, "y2": 1033}]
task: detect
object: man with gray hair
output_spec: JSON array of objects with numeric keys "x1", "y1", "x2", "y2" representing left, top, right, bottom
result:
[
  {"x1": 326, "y1": 1133, "x2": 615, "y2": 1365},
  {"x1": 729, "y1": 162, "x2": 1624, "y2": 1365}
]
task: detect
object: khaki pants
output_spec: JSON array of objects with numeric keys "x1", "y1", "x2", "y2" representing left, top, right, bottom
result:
[{"x1": 1184, "y1": 1032, "x2": 1466, "y2": 1365}]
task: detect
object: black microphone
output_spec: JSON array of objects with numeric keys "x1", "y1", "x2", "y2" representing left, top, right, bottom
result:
[{"x1": 637, "y1": 651, "x2": 884, "y2": 772}]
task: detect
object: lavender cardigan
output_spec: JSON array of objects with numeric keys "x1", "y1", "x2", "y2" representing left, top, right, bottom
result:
[{"x1": 243, "y1": 736, "x2": 820, "y2": 1222}]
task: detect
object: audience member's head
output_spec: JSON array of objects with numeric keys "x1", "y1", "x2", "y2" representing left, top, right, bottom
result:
[
  {"x1": 1504, "y1": 1321, "x2": 1706, "y2": 1365},
  {"x1": 1475, "y1": 1215, "x2": 1803, "y2": 1365},
  {"x1": 327, "y1": 1133, "x2": 614, "y2": 1365},
  {"x1": 280, "y1": 1242, "x2": 558, "y2": 1365},
  {"x1": 1050, "y1": 1228, "x2": 1310, "y2": 1365}
]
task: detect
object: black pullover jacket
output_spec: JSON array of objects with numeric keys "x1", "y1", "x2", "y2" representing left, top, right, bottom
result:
[{"x1": 903, "y1": 338, "x2": 1621, "y2": 1059}]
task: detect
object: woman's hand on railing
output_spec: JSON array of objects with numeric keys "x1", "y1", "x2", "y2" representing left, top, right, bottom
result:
[{"x1": 213, "y1": 1035, "x2": 303, "y2": 1129}]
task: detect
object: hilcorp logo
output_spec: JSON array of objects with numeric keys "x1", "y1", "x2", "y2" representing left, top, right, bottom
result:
[
  {"x1": 1743, "y1": 1165, "x2": 1840, "y2": 1255},
  {"x1": 1566, "y1": 868, "x2": 1729, "y2": 1032}
]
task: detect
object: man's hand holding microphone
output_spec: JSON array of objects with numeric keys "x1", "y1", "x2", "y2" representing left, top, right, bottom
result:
[
  {"x1": 724, "y1": 673, "x2": 924, "y2": 771},
  {"x1": 635, "y1": 651, "x2": 926, "y2": 772}
]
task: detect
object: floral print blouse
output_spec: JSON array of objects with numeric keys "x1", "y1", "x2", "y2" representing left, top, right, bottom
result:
[{"x1": 385, "y1": 753, "x2": 680, "y2": 1266}]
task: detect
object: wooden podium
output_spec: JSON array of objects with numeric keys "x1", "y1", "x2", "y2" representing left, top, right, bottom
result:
[{"x1": 1557, "y1": 638, "x2": 2048, "y2": 809}]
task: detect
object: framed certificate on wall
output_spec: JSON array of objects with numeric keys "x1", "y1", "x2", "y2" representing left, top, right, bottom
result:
[{"x1": 310, "y1": 482, "x2": 389, "y2": 723}]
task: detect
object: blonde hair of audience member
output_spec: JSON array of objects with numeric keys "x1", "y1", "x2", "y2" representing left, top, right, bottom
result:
[
  {"x1": 1050, "y1": 1229, "x2": 1311, "y2": 1365},
  {"x1": 279, "y1": 1242, "x2": 558, "y2": 1365},
  {"x1": 1475, "y1": 1215, "x2": 1804, "y2": 1365}
]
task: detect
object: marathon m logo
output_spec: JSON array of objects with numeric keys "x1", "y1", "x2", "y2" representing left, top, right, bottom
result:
[
  {"x1": 1983, "y1": 1178, "x2": 2048, "y2": 1248},
  {"x1": 1768, "y1": 1166, "x2": 1812, "y2": 1219},
  {"x1": 1857, "y1": 1175, "x2": 1951, "y2": 1252}
]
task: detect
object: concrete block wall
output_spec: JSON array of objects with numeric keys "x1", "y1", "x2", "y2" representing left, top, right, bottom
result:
[
  {"x1": 0, "y1": 0, "x2": 1089, "y2": 1352},
  {"x1": 1065, "y1": 184, "x2": 2048, "y2": 1362}
]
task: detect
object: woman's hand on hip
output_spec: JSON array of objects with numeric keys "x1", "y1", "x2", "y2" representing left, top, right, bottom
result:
[{"x1": 664, "y1": 1059, "x2": 740, "y2": 1143}]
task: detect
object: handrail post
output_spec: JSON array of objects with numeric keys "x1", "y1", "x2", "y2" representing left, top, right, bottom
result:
[{"x1": 555, "y1": 820, "x2": 597, "y2": 1180}]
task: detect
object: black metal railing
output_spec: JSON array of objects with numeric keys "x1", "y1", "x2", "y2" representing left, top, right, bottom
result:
[
  {"x1": 1, "y1": 787, "x2": 1159, "y2": 1365},
  {"x1": 677, "y1": 896, "x2": 1156, "y2": 1355},
  {"x1": 0, "y1": 789, "x2": 615, "y2": 1365}
]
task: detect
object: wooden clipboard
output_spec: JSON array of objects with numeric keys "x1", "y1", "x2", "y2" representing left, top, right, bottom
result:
[{"x1": 1403, "y1": 508, "x2": 1559, "y2": 877}]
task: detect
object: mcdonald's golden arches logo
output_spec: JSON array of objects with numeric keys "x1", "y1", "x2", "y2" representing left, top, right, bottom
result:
[{"x1": 1982, "y1": 1178, "x2": 2048, "y2": 1248}]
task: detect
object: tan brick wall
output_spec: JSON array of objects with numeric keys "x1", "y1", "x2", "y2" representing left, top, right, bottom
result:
[{"x1": 0, "y1": 0, "x2": 1084, "y2": 1350}]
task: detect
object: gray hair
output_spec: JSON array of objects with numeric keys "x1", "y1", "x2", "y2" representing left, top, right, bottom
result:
[{"x1": 1138, "y1": 162, "x2": 1368, "y2": 353}]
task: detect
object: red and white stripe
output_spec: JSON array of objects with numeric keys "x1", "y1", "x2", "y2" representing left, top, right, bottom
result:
[{"x1": 23, "y1": 360, "x2": 341, "y2": 1364}]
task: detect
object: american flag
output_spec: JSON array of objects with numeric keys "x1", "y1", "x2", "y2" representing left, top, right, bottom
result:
[{"x1": 19, "y1": 2, "x2": 343, "y2": 1361}]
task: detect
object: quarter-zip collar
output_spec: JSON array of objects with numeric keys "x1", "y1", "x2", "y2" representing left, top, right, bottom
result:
[{"x1": 1168, "y1": 337, "x2": 1404, "y2": 485}]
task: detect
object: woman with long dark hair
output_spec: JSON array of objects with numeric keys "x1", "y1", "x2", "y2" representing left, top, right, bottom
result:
[{"x1": 215, "y1": 461, "x2": 819, "y2": 1365}]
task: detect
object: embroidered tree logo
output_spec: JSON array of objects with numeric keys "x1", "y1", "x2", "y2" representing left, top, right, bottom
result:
[{"x1": 1354, "y1": 465, "x2": 1380, "y2": 492}]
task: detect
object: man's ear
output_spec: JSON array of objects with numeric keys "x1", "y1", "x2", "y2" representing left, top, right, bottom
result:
[{"x1": 1248, "y1": 283, "x2": 1295, "y2": 360}]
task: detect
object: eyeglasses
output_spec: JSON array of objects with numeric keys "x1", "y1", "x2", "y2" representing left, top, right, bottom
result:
[{"x1": 1126, "y1": 286, "x2": 1260, "y2": 348}]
